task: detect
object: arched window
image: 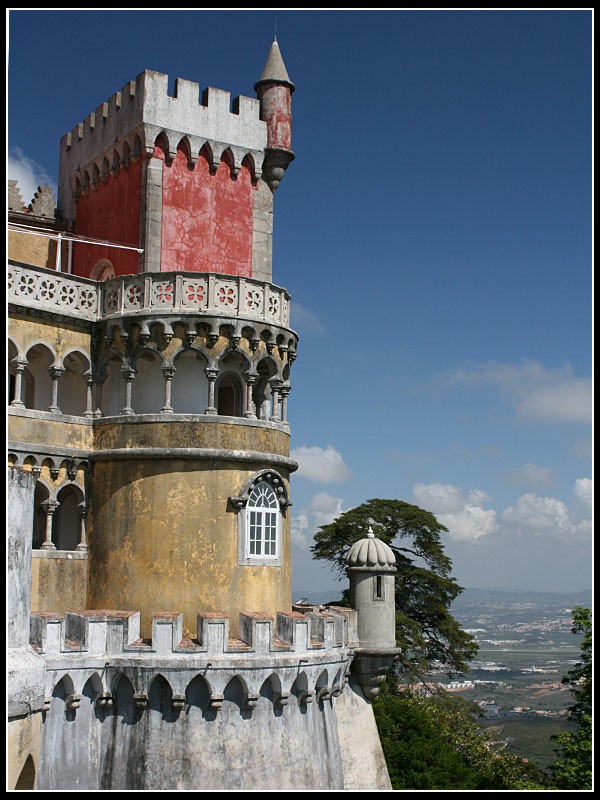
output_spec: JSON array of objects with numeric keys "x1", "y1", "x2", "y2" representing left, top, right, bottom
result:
[
  {"x1": 52, "y1": 485, "x2": 82, "y2": 550},
  {"x1": 246, "y1": 480, "x2": 279, "y2": 559},
  {"x1": 90, "y1": 259, "x2": 115, "y2": 281},
  {"x1": 217, "y1": 374, "x2": 242, "y2": 416}
]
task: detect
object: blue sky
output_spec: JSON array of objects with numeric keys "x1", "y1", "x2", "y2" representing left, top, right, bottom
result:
[{"x1": 8, "y1": 9, "x2": 592, "y2": 598}]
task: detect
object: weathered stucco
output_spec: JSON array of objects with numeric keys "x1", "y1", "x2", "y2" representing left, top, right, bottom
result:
[
  {"x1": 8, "y1": 314, "x2": 92, "y2": 359},
  {"x1": 8, "y1": 229, "x2": 65, "y2": 272},
  {"x1": 159, "y1": 150, "x2": 255, "y2": 276},
  {"x1": 7, "y1": 468, "x2": 46, "y2": 789},
  {"x1": 7, "y1": 713, "x2": 43, "y2": 790},
  {"x1": 88, "y1": 456, "x2": 292, "y2": 638},
  {"x1": 9, "y1": 411, "x2": 94, "y2": 452},
  {"x1": 92, "y1": 416, "x2": 290, "y2": 454},
  {"x1": 335, "y1": 674, "x2": 392, "y2": 789},
  {"x1": 31, "y1": 553, "x2": 88, "y2": 613}
]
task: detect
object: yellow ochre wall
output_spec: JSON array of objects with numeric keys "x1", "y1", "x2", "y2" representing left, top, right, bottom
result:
[{"x1": 88, "y1": 420, "x2": 293, "y2": 639}]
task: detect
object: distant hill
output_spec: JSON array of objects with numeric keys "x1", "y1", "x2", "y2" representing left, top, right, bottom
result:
[
  {"x1": 293, "y1": 586, "x2": 593, "y2": 610},
  {"x1": 452, "y1": 587, "x2": 592, "y2": 610}
]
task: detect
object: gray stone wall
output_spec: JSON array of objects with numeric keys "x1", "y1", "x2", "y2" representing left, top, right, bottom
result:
[
  {"x1": 7, "y1": 468, "x2": 46, "y2": 717},
  {"x1": 37, "y1": 669, "x2": 348, "y2": 790}
]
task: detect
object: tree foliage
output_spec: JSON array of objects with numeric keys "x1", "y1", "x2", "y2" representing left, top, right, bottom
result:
[
  {"x1": 373, "y1": 680, "x2": 548, "y2": 790},
  {"x1": 551, "y1": 606, "x2": 592, "y2": 790},
  {"x1": 311, "y1": 498, "x2": 478, "y2": 680}
]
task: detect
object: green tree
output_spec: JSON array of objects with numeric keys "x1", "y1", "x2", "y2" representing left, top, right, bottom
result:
[
  {"x1": 373, "y1": 680, "x2": 547, "y2": 789},
  {"x1": 311, "y1": 498, "x2": 478, "y2": 680},
  {"x1": 551, "y1": 606, "x2": 592, "y2": 789}
]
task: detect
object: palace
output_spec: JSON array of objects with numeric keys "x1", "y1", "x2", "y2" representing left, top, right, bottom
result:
[{"x1": 7, "y1": 39, "x2": 399, "y2": 790}]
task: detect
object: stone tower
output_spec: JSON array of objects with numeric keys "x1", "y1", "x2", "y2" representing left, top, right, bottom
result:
[
  {"x1": 345, "y1": 528, "x2": 401, "y2": 699},
  {"x1": 50, "y1": 40, "x2": 298, "y2": 638},
  {"x1": 8, "y1": 39, "x2": 398, "y2": 791}
]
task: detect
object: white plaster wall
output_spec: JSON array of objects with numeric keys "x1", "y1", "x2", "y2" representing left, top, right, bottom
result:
[{"x1": 171, "y1": 350, "x2": 209, "y2": 414}]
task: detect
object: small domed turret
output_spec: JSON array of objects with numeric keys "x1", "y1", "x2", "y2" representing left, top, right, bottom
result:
[
  {"x1": 345, "y1": 527, "x2": 400, "y2": 698},
  {"x1": 345, "y1": 528, "x2": 396, "y2": 571}
]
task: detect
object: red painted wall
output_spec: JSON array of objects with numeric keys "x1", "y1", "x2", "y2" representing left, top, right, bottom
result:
[
  {"x1": 159, "y1": 148, "x2": 254, "y2": 277},
  {"x1": 72, "y1": 159, "x2": 142, "y2": 278},
  {"x1": 259, "y1": 85, "x2": 292, "y2": 152}
]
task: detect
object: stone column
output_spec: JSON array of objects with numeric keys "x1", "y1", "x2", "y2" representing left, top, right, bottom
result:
[
  {"x1": 121, "y1": 365, "x2": 136, "y2": 415},
  {"x1": 244, "y1": 374, "x2": 257, "y2": 419},
  {"x1": 48, "y1": 366, "x2": 65, "y2": 414},
  {"x1": 10, "y1": 358, "x2": 27, "y2": 408},
  {"x1": 280, "y1": 385, "x2": 291, "y2": 425},
  {"x1": 84, "y1": 372, "x2": 95, "y2": 418},
  {"x1": 41, "y1": 500, "x2": 59, "y2": 550},
  {"x1": 205, "y1": 367, "x2": 218, "y2": 415},
  {"x1": 269, "y1": 379, "x2": 282, "y2": 422},
  {"x1": 161, "y1": 366, "x2": 176, "y2": 413},
  {"x1": 93, "y1": 377, "x2": 105, "y2": 418},
  {"x1": 76, "y1": 503, "x2": 88, "y2": 552}
]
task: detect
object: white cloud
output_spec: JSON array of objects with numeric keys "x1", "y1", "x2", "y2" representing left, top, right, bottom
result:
[
  {"x1": 502, "y1": 479, "x2": 592, "y2": 539},
  {"x1": 517, "y1": 380, "x2": 592, "y2": 424},
  {"x1": 291, "y1": 492, "x2": 344, "y2": 551},
  {"x1": 413, "y1": 477, "x2": 593, "y2": 545},
  {"x1": 503, "y1": 463, "x2": 555, "y2": 490},
  {"x1": 502, "y1": 493, "x2": 572, "y2": 535},
  {"x1": 8, "y1": 147, "x2": 55, "y2": 208},
  {"x1": 291, "y1": 513, "x2": 310, "y2": 550},
  {"x1": 307, "y1": 491, "x2": 344, "y2": 527},
  {"x1": 440, "y1": 359, "x2": 592, "y2": 425},
  {"x1": 573, "y1": 477, "x2": 593, "y2": 513},
  {"x1": 290, "y1": 303, "x2": 326, "y2": 334},
  {"x1": 412, "y1": 482, "x2": 498, "y2": 542},
  {"x1": 291, "y1": 445, "x2": 352, "y2": 484}
]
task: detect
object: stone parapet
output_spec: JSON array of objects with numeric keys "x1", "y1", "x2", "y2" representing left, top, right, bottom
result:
[
  {"x1": 31, "y1": 606, "x2": 357, "y2": 659},
  {"x1": 58, "y1": 70, "x2": 267, "y2": 221}
]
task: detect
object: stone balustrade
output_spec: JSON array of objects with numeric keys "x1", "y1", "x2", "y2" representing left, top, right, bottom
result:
[{"x1": 8, "y1": 261, "x2": 292, "y2": 329}]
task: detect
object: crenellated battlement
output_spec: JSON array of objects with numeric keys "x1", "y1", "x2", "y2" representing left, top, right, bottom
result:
[
  {"x1": 31, "y1": 607, "x2": 358, "y2": 659},
  {"x1": 58, "y1": 70, "x2": 267, "y2": 221}
]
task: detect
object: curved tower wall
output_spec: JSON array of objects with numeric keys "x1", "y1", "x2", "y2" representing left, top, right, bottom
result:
[{"x1": 89, "y1": 418, "x2": 293, "y2": 638}]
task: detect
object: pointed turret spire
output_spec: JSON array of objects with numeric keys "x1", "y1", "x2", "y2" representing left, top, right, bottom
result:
[
  {"x1": 255, "y1": 36, "x2": 295, "y2": 93},
  {"x1": 255, "y1": 37, "x2": 295, "y2": 192}
]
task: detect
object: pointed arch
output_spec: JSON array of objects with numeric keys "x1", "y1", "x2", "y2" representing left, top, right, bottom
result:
[
  {"x1": 25, "y1": 342, "x2": 55, "y2": 411},
  {"x1": 130, "y1": 347, "x2": 164, "y2": 414},
  {"x1": 241, "y1": 153, "x2": 257, "y2": 183},
  {"x1": 185, "y1": 674, "x2": 211, "y2": 714},
  {"x1": 220, "y1": 147, "x2": 236, "y2": 179},
  {"x1": 153, "y1": 132, "x2": 170, "y2": 163},
  {"x1": 223, "y1": 675, "x2": 249, "y2": 711},
  {"x1": 176, "y1": 136, "x2": 194, "y2": 168},
  {"x1": 15, "y1": 755, "x2": 36, "y2": 790},
  {"x1": 32, "y1": 479, "x2": 50, "y2": 550},
  {"x1": 111, "y1": 672, "x2": 136, "y2": 724},
  {"x1": 148, "y1": 674, "x2": 177, "y2": 721},
  {"x1": 53, "y1": 483, "x2": 84, "y2": 550},
  {"x1": 60, "y1": 349, "x2": 91, "y2": 416},
  {"x1": 171, "y1": 348, "x2": 209, "y2": 414},
  {"x1": 198, "y1": 141, "x2": 215, "y2": 173}
]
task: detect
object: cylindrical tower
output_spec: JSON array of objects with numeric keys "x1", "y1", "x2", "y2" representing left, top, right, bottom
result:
[
  {"x1": 254, "y1": 36, "x2": 295, "y2": 191},
  {"x1": 346, "y1": 528, "x2": 397, "y2": 650},
  {"x1": 52, "y1": 40, "x2": 300, "y2": 638},
  {"x1": 345, "y1": 528, "x2": 401, "y2": 699}
]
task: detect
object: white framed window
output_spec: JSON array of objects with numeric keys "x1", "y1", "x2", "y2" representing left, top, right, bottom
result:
[
  {"x1": 233, "y1": 472, "x2": 288, "y2": 567},
  {"x1": 246, "y1": 481, "x2": 279, "y2": 559}
]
